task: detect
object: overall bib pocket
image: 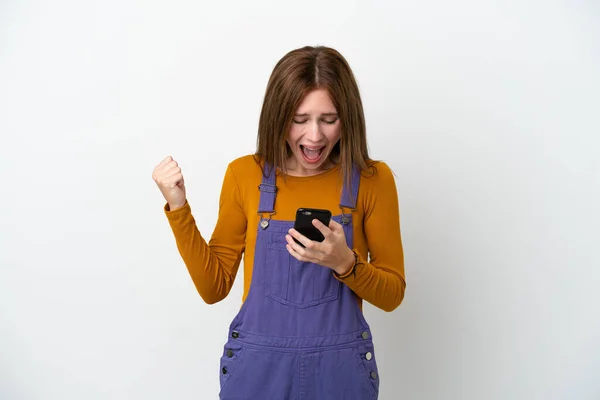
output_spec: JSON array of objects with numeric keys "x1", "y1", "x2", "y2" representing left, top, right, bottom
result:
[{"x1": 266, "y1": 235, "x2": 340, "y2": 308}]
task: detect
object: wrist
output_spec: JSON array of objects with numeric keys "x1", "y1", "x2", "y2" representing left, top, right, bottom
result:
[
  {"x1": 335, "y1": 248, "x2": 356, "y2": 276},
  {"x1": 167, "y1": 200, "x2": 187, "y2": 211}
]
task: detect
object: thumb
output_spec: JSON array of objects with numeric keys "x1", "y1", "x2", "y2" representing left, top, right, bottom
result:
[{"x1": 329, "y1": 219, "x2": 343, "y2": 232}]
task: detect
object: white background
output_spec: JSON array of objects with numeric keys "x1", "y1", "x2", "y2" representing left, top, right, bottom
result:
[{"x1": 1, "y1": 1, "x2": 599, "y2": 399}]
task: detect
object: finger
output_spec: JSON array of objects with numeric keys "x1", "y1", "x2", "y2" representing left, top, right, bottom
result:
[
  {"x1": 287, "y1": 229, "x2": 316, "y2": 249},
  {"x1": 162, "y1": 160, "x2": 180, "y2": 174},
  {"x1": 158, "y1": 163, "x2": 181, "y2": 183},
  {"x1": 153, "y1": 157, "x2": 173, "y2": 181},
  {"x1": 286, "y1": 243, "x2": 308, "y2": 262},
  {"x1": 156, "y1": 156, "x2": 173, "y2": 169},
  {"x1": 157, "y1": 168, "x2": 182, "y2": 187},
  {"x1": 328, "y1": 219, "x2": 343, "y2": 232},
  {"x1": 166, "y1": 173, "x2": 183, "y2": 188},
  {"x1": 312, "y1": 219, "x2": 333, "y2": 238},
  {"x1": 164, "y1": 166, "x2": 181, "y2": 178}
]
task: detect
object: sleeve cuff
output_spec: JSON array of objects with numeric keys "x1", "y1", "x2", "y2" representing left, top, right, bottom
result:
[
  {"x1": 164, "y1": 201, "x2": 191, "y2": 220},
  {"x1": 334, "y1": 249, "x2": 366, "y2": 282},
  {"x1": 335, "y1": 263, "x2": 356, "y2": 280}
]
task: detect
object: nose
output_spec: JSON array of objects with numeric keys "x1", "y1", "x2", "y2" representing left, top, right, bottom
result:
[{"x1": 305, "y1": 121, "x2": 324, "y2": 142}]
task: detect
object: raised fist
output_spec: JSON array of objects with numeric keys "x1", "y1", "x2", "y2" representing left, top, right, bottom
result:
[{"x1": 152, "y1": 156, "x2": 187, "y2": 210}]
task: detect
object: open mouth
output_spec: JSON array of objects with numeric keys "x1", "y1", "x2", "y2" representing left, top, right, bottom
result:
[{"x1": 300, "y1": 145, "x2": 325, "y2": 163}]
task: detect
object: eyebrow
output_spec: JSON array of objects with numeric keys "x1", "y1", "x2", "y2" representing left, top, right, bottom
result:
[{"x1": 294, "y1": 113, "x2": 339, "y2": 117}]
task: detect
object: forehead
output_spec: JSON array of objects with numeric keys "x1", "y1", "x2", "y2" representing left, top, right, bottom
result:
[{"x1": 296, "y1": 88, "x2": 337, "y2": 113}]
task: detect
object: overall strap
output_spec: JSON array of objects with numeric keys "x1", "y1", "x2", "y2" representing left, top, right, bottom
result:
[
  {"x1": 258, "y1": 164, "x2": 360, "y2": 214},
  {"x1": 258, "y1": 164, "x2": 277, "y2": 214},
  {"x1": 339, "y1": 165, "x2": 361, "y2": 210}
]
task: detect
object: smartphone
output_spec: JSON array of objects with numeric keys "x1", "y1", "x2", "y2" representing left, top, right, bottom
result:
[{"x1": 293, "y1": 208, "x2": 332, "y2": 246}]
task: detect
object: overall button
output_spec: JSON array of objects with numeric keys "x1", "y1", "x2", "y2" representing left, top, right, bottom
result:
[
  {"x1": 232, "y1": 331, "x2": 239, "y2": 339},
  {"x1": 226, "y1": 349, "x2": 234, "y2": 358},
  {"x1": 365, "y1": 352, "x2": 373, "y2": 361},
  {"x1": 370, "y1": 371, "x2": 378, "y2": 379},
  {"x1": 222, "y1": 367, "x2": 228, "y2": 374},
  {"x1": 361, "y1": 331, "x2": 370, "y2": 340}
]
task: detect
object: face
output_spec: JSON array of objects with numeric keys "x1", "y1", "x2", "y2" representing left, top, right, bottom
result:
[{"x1": 286, "y1": 88, "x2": 341, "y2": 176}]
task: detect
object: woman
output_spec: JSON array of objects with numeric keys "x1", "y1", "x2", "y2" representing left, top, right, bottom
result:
[{"x1": 152, "y1": 46, "x2": 405, "y2": 399}]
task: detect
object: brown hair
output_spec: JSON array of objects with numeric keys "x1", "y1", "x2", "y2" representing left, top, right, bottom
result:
[{"x1": 255, "y1": 46, "x2": 372, "y2": 191}]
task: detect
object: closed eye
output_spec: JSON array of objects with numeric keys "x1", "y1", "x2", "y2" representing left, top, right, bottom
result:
[
  {"x1": 293, "y1": 118, "x2": 338, "y2": 124},
  {"x1": 293, "y1": 112, "x2": 338, "y2": 125}
]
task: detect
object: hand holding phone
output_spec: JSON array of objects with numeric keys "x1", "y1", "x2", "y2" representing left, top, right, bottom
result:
[{"x1": 293, "y1": 208, "x2": 332, "y2": 247}]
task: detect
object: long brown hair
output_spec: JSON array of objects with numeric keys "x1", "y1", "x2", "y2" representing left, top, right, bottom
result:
[{"x1": 255, "y1": 46, "x2": 371, "y2": 193}]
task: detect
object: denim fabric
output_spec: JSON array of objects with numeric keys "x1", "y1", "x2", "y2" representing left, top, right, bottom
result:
[{"x1": 219, "y1": 166, "x2": 379, "y2": 400}]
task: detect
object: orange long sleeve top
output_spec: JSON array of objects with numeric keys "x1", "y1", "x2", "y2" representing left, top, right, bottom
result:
[{"x1": 164, "y1": 155, "x2": 406, "y2": 312}]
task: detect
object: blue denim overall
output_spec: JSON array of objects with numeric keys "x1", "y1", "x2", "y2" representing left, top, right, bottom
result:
[{"x1": 218, "y1": 166, "x2": 380, "y2": 400}]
